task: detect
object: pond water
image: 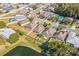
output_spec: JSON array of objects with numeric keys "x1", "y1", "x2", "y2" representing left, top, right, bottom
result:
[{"x1": 4, "y1": 46, "x2": 41, "y2": 56}]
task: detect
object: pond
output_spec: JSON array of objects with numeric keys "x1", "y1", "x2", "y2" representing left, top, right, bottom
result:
[{"x1": 4, "y1": 46, "x2": 41, "y2": 56}]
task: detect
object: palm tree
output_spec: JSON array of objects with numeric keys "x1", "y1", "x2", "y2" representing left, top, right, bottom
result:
[{"x1": 43, "y1": 39, "x2": 79, "y2": 56}]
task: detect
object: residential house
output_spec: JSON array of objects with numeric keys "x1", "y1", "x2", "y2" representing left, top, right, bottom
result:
[
  {"x1": 0, "y1": 3, "x2": 10, "y2": 9},
  {"x1": 0, "y1": 9, "x2": 7, "y2": 15},
  {"x1": 66, "y1": 32, "x2": 79, "y2": 48},
  {"x1": 31, "y1": 18, "x2": 45, "y2": 29},
  {"x1": 43, "y1": 27, "x2": 56, "y2": 38},
  {"x1": 60, "y1": 17, "x2": 73, "y2": 25},
  {"x1": 9, "y1": 15, "x2": 27, "y2": 23},
  {"x1": 43, "y1": 11, "x2": 53, "y2": 19},
  {"x1": 0, "y1": 3, "x2": 15, "y2": 12},
  {"x1": 17, "y1": 8, "x2": 33, "y2": 15},
  {"x1": 53, "y1": 30, "x2": 68, "y2": 42},
  {"x1": 73, "y1": 20, "x2": 79, "y2": 28},
  {"x1": 42, "y1": 5, "x2": 50, "y2": 12},
  {"x1": 18, "y1": 18, "x2": 30, "y2": 26},
  {"x1": 25, "y1": 23, "x2": 32, "y2": 29},
  {"x1": 51, "y1": 22, "x2": 59, "y2": 28},
  {"x1": 33, "y1": 22, "x2": 45, "y2": 34},
  {"x1": 18, "y1": 3, "x2": 28, "y2": 8},
  {"x1": 51, "y1": 12, "x2": 58, "y2": 17},
  {"x1": 0, "y1": 28, "x2": 16, "y2": 39}
]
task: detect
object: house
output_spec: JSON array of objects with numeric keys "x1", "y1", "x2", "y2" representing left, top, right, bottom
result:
[
  {"x1": 73, "y1": 20, "x2": 79, "y2": 28},
  {"x1": 53, "y1": 30, "x2": 68, "y2": 42},
  {"x1": 31, "y1": 18, "x2": 45, "y2": 34},
  {"x1": 27, "y1": 4, "x2": 38, "y2": 10},
  {"x1": 25, "y1": 18, "x2": 45, "y2": 30},
  {"x1": 4, "y1": 6, "x2": 15, "y2": 12},
  {"x1": 0, "y1": 28, "x2": 16, "y2": 39},
  {"x1": 0, "y1": 9, "x2": 7, "y2": 15},
  {"x1": 0, "y1": 3, "x2": 15, "y2": 12},
  {"x1": 43, "y1": 12, "x2": 53, "y2": 19},
  {"x1": 60, "y1": 17, "x2": 73, "y2": 25},
  {"x1": 18, "y1": 3, "x2": 28, "y2": 8},
  {"x1": 17, "y1": 8, "x2": 32, "y2": 15},
  {"x1": 52, "y1": 22, "x2": 59, "y2": 28},
  {"x1": 42, "y1": 4, "x2": 50, "y2": 12},
  {"x1": 51, "y1": 12, "x2": 58, "y2": 17},
  {"x1": 25, "y1": 23, "x2": 32, "y2": 29},
  {"x1": 9, "y1": 15, "x2": 27, "y2": 23},
  {"x1": 33, "y1": 22, "x2": 45, "y2": 34},
  {"x1": 31, "y1": 18, "x2": 45, "y2": 28},
  {"x1": 66, "y1": 32, "x2": 79, "y2": 48},
  {"x1": 67, "y1": 17, "x2": 73, "y2": 21},
  {"x1": 18, "y1": 18, "x2": 30, "y2": 26},
  {"x1": 0, "y1": 3, "x2": 11, "y2": 9},
  {"x1": 43, "y1": 27, "x2": 56, "y2": 38},
  {"x1": 36, "y1": 10, "x2": 45, "y2": 19}
]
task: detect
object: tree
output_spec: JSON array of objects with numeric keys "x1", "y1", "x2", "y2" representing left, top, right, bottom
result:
[
  {"x1": 16, "y1": 30, "x2": 25, "y2": 36},
  {"x1": 43, "y1": 22, "x2": 47, "y2": 27},
  {"x1": 48, "y1": 39, "x2": 61, "y2": 49},
  {"x1": 8, "y1": 33, "x2": 19, "y2": 43},
  {"x1": 29, "y1": 18, "x2": 33, "y2": 22},
  {"x1": 54, "y1": 4, "x2": 79, "y2": 19},
  {"x1": 0, "y1": 21, "x2": 6, "y2": 28},
  {"x1": 42, "y1": 39, "x2": 79, "y2": 56},
  {"x1": 7, "y1": 30, "x2": 25, "y2": 44}
]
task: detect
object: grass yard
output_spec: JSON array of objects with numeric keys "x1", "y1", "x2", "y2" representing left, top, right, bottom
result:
[
  {"x1": 0, "y1": 35, "x2": 41, "y2": 56},
  {"x1": 0, "y1": 18, "x2": 10, "y2": 24},
  {"x1": 7, "y1": 23, "x2": 30, "y2": 34}
]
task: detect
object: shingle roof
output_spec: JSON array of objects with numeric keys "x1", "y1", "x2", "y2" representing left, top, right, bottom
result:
[{"x1": 0, "y1": 28, "x2": 16, "y2": 39}]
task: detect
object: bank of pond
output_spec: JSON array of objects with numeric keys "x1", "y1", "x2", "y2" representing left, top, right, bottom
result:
[{"x1": 4, "y1": 46, "x2": 41, "y2": 56}]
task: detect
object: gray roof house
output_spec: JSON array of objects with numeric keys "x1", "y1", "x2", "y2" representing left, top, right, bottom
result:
[
  {"x1": 53, "y1": 31, "x2": 68, "y2": 42},
  {"x1": 33, "y1": 22, "x2": 45, "y2": 34},
  {"x1": 0, "y1": 3, "x2": 15, "y2": 12},
  {"x1": 4, "y1": 6, "x2": 15, "y2": 12},
  {"x1": 73, "y1": 20, "x2": 79, "y2": 28},
  {"x1": 43, "y1": 11, "x2": 52, "y2": 19},
  {"x1": 9, "y1": 15, "x2": 27, "y2": 23},
  {"x1": 66, "y1": 32, "x2": 79, "y2": 48},
  {"x1": 0, "y1": 28, "x2": 16, "y2": 39},
  {"x1": 18, "y1": 18, "x2": 30, "y2": 26},
  {"x1": 25, "y1": 23, "x2": 32, "y2": 29},
  {"x1": 43, "y1": 27, "x2": 56, "y2": 38}
]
